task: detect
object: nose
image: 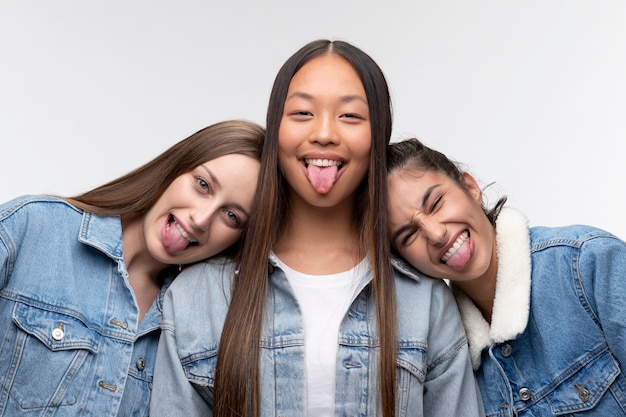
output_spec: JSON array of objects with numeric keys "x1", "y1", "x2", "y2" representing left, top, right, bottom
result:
[
  {"x1": 189, "y1": 202, "x2": 217, "y2": 232},
  {"x1": 419, "y1": 217, "x2": 447, "y2": 246},
  {"x1": 310, "y1": 114, "x2": 338, "y2": 145}
]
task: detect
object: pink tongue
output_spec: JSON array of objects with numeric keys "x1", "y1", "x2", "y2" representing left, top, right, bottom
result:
[
  {"x1": 445, "y1": 239, "x2": 472, "y2": 269},
  {"x1": 162, "y1": 222, "x2": 189, "y2": 254},
  {"x1": 306, "y1": 165, "x2": 339, "y2": 194}
]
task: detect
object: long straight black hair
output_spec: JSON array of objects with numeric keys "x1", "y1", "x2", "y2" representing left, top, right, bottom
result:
[{"x1": 215, "y1": 39, "x2": 397, "y2": 417}]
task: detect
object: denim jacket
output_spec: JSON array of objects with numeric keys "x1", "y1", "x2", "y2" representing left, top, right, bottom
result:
[
  {"x1": 150, "y1": 253, "x2": 485, "y2": 416},
  {"x1": 454, "y1": 208, "x2": 626, "y2": 416},
  {"x1": 0, "y1": 195, "x2": 172, "y2": 416}
]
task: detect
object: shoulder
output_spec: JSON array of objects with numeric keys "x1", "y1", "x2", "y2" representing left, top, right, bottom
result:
[
  {"x1": 0, "y1": 195, "x2": 80, "y2": 221},
  {"x1": 165, "y1": 257, "x2": 237, "y2": 315},
  {"x1": 0, "y1": 195, "x2": 83, "y2": 243},
  {"x1": 392, "y1": 256, "x2": 456, "y2": 322},
  {"x1": 170, "y1": 257, "x2": 236, "y2": 291},
  {"x1": 392, "y1": 254, "x2": 450, "y2": 294},
  {"x1": 161, "y1": 257, "x2": 237, "y2": 354},
  {"x1": 530, "y1": 224, "x2": 623, "y2": 252}
]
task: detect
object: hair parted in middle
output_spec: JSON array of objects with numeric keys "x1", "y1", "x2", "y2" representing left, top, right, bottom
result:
[{"x1": 214, "y1": 39, "x2": 398, "y2": 417}]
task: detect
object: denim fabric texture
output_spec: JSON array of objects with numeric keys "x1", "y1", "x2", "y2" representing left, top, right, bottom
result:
[
  {"x1": 150, "y1": 254, "x2": 485, "y2": 416},
  {"x1": 0, "y1": 195, "x2": 171, "y2": 416},
  {"x1": 457, "y1": 208, "x2": 626, "y2": 417}
]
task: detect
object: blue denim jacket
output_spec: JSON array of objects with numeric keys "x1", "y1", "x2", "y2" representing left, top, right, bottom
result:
[
  {"x1": 454, "y1": 208, "x2": 626, "y2": 416},
  {"x1": 150, "y1": 253, "x2": 485, "y2": 416},
  {"x1": 0, "y1": 195, "x2": 172, "y2": 416}
]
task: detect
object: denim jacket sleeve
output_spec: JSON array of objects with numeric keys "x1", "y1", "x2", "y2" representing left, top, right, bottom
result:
[
  {"x1": 582, "y1": 233, "x2": 626, "y2": 371},
  {"x1": 150, "y1": 266, "x2": 216, "y2": 417},
  {"x1": 150, "y1": 259, "x2": 235, "y2": 416},
  {"x1": 422, "y1": 277, "x2": 485, "y2": 416}
]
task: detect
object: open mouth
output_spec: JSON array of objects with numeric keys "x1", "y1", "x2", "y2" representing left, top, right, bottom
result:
[
  {"x1": 168, "y1": 215, "x2": 198, "y2": 248},
  {"x1": 304, "y1": 158, "x2": 344, "y2": 170},
  {"x1": 440, "y1": 230, "x2": 469, "y2": 263}
]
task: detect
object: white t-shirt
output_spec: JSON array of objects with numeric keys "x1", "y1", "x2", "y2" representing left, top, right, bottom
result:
[{"x1": 273, "y1": 254, "x2": 369, "y2": 417}]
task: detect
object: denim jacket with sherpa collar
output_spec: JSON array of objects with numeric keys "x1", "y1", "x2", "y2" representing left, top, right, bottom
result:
[
  {"x1": 454, "y1": 207, "x2": 626, "y2": 416},
  {"x1": 0, "y1": 195, "x2": 173, "y2": 417},
  {"x1": 150, "y1": 252, "x2": 485, "y2": 416}
]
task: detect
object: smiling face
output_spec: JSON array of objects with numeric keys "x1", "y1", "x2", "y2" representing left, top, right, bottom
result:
[
  {"x1": 143, "y1": 153, "x2": 260, "y2": 265},
  {"x1": 278, "y1": 54, "x2": 371, "y2": 208},
  {"x1": 387, "y1": 169, "x2": 497, "y2": 282}
]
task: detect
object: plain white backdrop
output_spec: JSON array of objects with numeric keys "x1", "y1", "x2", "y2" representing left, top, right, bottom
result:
[{"x1": 1, "y1": 1, "x2": 625, "y2": 239}]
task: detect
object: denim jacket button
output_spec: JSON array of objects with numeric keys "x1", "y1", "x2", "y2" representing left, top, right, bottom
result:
[
  {"x1": 575, "y1": 383, "x2": 590, "y2": 402},
  {"x1": 501, "y1": 344, "x2": 512, "y2": 357},
  {"x1": 136, "y1": 358, "x2": 146, "y2": 371},
  {"x1": 519, "y1": 387, "x2": 531, "y2": 401},
  {"x1": 51, "y1": 327, "x2": 64, "y2": 341}
]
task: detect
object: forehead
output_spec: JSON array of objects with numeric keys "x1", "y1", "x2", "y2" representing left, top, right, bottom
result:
[
  {"x1": 288, "y1": 54, "x2": 365, "y2": 96},
  {"x1": 388, "y1": 169, "x2": 447, "y2": 191},
  {"x1": 387, "y1": 170, "x2": 448, "y2": 211},
  {"x1": 198, "y1": 153, "x2": 259, "y2": 184}
]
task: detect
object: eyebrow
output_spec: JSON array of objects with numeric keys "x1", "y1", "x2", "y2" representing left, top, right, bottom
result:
[
  {"x1": 285, "y1": 91, "x2": 368, "y2": 105},
  {"x1": 200, "y1": 165, "x2": 221, "y2": 190},
  {"x1": 390, "y1": 184, "x2": 440, "y2": 243}
]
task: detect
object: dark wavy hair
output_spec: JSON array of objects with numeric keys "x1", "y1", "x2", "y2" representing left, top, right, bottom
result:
[{"x1": 387, "y1": 137, "x2": 507, "y2": 229}]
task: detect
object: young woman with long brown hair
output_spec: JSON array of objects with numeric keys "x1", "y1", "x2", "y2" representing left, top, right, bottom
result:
[{"x1": 0, "y1": 119, "x2": 263, "y2": 416}]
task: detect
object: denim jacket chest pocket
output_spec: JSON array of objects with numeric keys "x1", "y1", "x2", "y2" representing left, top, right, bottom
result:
[
  {"x1": 546, "y1": 349, "x2": 620, "y2": 415},
  {"x1": 395, "y1": 344, "x2": 427, "y2": 415},
  {"x1": 7, "y1": 302, "x2": 99, "y2": 409},
  {"x1": 181, "y1": 349, "x2": 217, "y2": 406}
]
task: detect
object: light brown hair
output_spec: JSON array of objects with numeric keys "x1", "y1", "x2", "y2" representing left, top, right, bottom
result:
[{"x1": 64, "y1": 119, "x2": 264, "y2": 257}]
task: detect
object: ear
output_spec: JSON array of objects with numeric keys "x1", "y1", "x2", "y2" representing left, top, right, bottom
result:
[{"x1": 462, "y1": 172, "x2": 483, "y2": 205}]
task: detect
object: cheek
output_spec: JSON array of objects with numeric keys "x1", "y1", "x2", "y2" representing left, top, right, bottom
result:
[
  {"x1": 399, "y1": 245, "x2": 430, "y2": 271},
  {"x1": 352, "y1": 137, "x2": 371, "y2": 162},
  {"x1": 206, "y1": 227, "x2": 243, "y2": 255},
  {"x1": 278, "y1": 123, "x2": 301, "y2": 152}
]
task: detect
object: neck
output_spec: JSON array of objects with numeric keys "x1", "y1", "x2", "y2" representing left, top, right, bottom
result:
[
  {"x1": 454, "y1": 242, "x2": 498, "y2": 323},
  {"x1": 121, "y1": 217, "x2": 168, "y2": 320},
  {"x1": 273, "y1": 191, "x2": 365, "y2": 274}
]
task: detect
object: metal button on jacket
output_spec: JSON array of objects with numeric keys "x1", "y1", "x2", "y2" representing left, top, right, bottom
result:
[
  {"x1": 519, "y1": 387, "x2": 531, "y2": 401},
  {"x1": 52, "y1": 323, "x2": 65, "y2": 340},
  {"x1": 501, "y1": 344, "x2": 512, "y2": 357}
]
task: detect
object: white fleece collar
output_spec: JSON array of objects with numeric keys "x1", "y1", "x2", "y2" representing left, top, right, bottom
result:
[{"x1": 453, "y1": 207, "x2": 532, "y2": 369}]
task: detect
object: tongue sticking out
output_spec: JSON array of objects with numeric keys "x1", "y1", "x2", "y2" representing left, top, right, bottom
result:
[
  {"x1": 445, "y1": 238, "x2": 473, "y2": 269},
  {"x1": 162, "y1": 222, "x2": 190, "y2": 254},
  {"x1": 306, "y1": 164, "x2": 339, "y2": 194}
]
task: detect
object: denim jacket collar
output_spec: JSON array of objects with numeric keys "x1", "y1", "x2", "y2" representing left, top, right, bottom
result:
[
  {"x1": 391, "y1": 255, "x2": 423, "y2": 282},
  {"x1": 453, "y1": 207, "x2": 532, "y2": 369},
  {"x1": 268, "y1": 252, "x2": 422, "y2": 293},
  {"x1": 77, "y1": 211, "x2": 173, "y2": 333},
  {"x1": 78, "y1": 212, "x2": 124, "y2": 261}
]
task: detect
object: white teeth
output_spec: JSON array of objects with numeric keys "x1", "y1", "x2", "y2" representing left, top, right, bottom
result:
[
  {"x1": 441, "y1": 231, "x2": 468, "y2": 262},
  {"x1": 305, "y1": 158, "x2": 341, "y2": 167},
  {"x1": 175, "y1": 222, "x2": 196, "y2": 243}
]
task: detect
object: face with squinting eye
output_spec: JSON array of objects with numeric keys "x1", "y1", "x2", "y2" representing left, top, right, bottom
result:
[{"x1": 387, "y1": 169, "x2": 496, "y2": 283}]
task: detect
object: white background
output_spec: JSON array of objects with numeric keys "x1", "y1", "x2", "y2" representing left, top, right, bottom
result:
[{"x1": 1, "y1": 1, "x2": 624, "y2": 239}]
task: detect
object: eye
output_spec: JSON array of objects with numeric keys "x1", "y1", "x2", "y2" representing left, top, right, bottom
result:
[
  {"x1": 430, "y1": 195, "x2": 443, "y2": 212},
  {"x1": 223, "y1": 209, "x2": 243, "y2": 228},
  {"x1": 285, "y1": 108, "x2": 312, "y2": 119},
  {"x1": 340, "y1": 112, "x2": 365, "y2": 123},
  {"x1": 400, "y1": 227, "x2": 419, "y2": 247},
  {"x1": 195, "y1": 177, "x2": 212, "y2": 193}
]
